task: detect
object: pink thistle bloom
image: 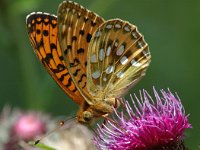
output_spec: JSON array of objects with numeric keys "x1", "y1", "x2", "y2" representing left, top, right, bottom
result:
[
  {"x1": 94, "y1": 88, "x2": 191, "y2": 150},
  {"x1": 0, "y1": 107, "x2": 51, "y2": 150},
  {"x1": 12, "y1": 113, "x2": 46, "y2": 141}
]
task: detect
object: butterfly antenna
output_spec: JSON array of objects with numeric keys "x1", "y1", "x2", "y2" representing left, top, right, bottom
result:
[
  {"x1": 34, "y1": 116, "x2": 76, "y2": 145},
  {"x1": 34, "y1": 120, "x2": 65, "y2": 145}
]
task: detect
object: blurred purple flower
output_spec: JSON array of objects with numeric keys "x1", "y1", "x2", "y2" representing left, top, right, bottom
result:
[
  {"x1": 94, "y1": 88, "x2": 191, "y2": 150},
  {"x1": 0, "y1": 107, "x2": 96, "y2": 150},
  {"x1": 12, "y1": 113, "x2": 46, "y2": 141},
  {"x1": 0, "y1": 106, "x2": 52, "y2": 150}
]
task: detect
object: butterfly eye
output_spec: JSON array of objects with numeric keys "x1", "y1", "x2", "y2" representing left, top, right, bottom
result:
[{"x1": 83, "y1": 111, "x2": 93, "y2": 122}]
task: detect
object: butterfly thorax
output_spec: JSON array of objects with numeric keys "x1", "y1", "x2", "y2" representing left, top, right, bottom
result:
[{"x1": 76, "y1": 97, "x2": 116, "y2": 125}]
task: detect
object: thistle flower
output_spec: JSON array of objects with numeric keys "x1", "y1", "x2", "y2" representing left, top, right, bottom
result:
[
  {"x1": 94, "y1": 88, "x2": 191, "y2": 150},
  {"x1": 0, "y1": 106, "x2": 52, "y2": 150},
  {"x1": 12, "y1": 113, "x2": 46, "y2": 141}
]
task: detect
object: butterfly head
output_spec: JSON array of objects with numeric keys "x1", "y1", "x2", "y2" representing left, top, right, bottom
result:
[
  {"x1": 76, "y1": 98, "x2": 117, "y2": 125},
  {"x1": 76, "y1": 109, "x2": 96, "y2": 125}
]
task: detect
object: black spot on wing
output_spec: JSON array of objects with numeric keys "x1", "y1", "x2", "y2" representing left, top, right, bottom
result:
[
  {"x1": 49, "y1": 64, "x2": 65, "y2": 73},
  {"x1": 59, "y1": 56, "x2": 64, "y2": 61},
  {"x1": 44, "y1": 53, "x2": 53, "y2": 63},
  {"x1": 70, "y1": 58, "x2": 80, "y2": 67},
  {"x1": 72, "y1": 87, "x2": 77, "y2": 92},
  {"x1": 65, "y1": 77, "x2": 72, "y2": 88},
  {"x1": 37, "y1": 40, "x2": 44, "y2": 48},
  {"x1": 84, "y1": 61, "x2": 87, "y2": 67},
  {"x1": 36, "y1": 29, "x2": 41, "y2": 34},
  {"x1": 84, "y1": 17, "x2": 89, "y2": 22},
  {"x1": 57, "y1": 64, "x2": 65, "y2": 71},
  {"x1": 77, "y1": 48, "x2": 84, "y2": 54},
  {"x1": 91, "y1": 21, "x2": 97, "y2": 27},
  {"x1": 86, "y1": 33, "x2": 92, "y2": 42},
  {"x1": 78, "y1": 74, "x2": 86, "y2": 84},
  {"x1": 73, "y1": 69, "x2": 81, "y2": 76},
  {"x1": 50, "y1": 43, "x2": 57, "y2": 50},
  {"x1": 79, "y1": 30, "x2": 84, "y2": 35},
  {"x1": 72, "y1": 36, "x2": 77, "y2": 41},
  {"x1": 64, "y1": 45, "x2": 72, "y2": 54},
  {"x1": 82, "y1": 82, "x2": 86, "y2": 89},
  {"x1": 59, "y1": 72, "x2": 69, "y2": 82},
  {"x1": 43, "y1": 30, "x2": 49, "y2": 36}
]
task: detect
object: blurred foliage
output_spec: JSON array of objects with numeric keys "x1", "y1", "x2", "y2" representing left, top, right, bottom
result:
[
  {"x1": 34, "y1": 143, "x2": 55, "y2": 150},
  {"x1": 0, "y1": 0, "x2": 199, "y2": 149}
]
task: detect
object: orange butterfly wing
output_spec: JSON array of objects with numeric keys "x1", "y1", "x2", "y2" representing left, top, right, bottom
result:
[
  {"x1": 57, "y1": 1, "x2": 104, "y2": 104},
  {"x1": 26, "y1": 12, "x2": 84, "y2": 105}
]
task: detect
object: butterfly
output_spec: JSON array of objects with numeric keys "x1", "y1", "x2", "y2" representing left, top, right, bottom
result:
[{"x1": 26, "y1": 1, "x2": 151, "y2": 125}]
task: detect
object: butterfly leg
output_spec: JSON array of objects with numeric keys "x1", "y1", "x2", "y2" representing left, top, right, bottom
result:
[
  {"x1": 116, "y1": 98, "x2": 129, "y2": 109},
  {"x1": 114, "y1": 98, "x2": 122, "y2": 108},
  {"x1": 101, "y1": 116, "x2": 108, "y2": 128}
]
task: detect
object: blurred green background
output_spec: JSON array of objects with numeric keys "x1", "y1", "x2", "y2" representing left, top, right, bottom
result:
[{"x1": 0, "y1": 0, "x2": 199, "y2": 149}]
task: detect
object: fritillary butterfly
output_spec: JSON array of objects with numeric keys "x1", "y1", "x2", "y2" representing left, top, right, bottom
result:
[{"x1": 26, "y1": 1, "x2": 151, "y2": 125}]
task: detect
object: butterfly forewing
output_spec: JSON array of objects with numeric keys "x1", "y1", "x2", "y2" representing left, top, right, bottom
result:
[
  {"x1": 87, "y1": 19, "x2": 151, "y2": 99},
  {"x1": 57, "y1": 1, "x2": 104, "y2": 103},
  {"x1": 26, "y1": 12, "x2": 84, "y2": 105}
]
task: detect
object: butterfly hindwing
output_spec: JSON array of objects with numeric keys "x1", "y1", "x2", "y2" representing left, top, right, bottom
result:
[
  {"x1": 87, "y1": 19, "x2": 151, "y2": 100},
  {"x1": 57, "y1": 1, "x2": 104, "y2": 104},
  {"x1": 26, "y1": 12, "x2": 84, "y2": 105}
]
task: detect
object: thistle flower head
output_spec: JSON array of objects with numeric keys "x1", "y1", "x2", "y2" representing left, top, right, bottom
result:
[
  {"x1": 12, "y1": 113, "x2": 46, "y2": 141},
  {"x1": 0, "y1": 106, "x2": 52, "y2": 150},
  {"x1": 94, "y1": 88, "x2": 191, "y2": 150}
]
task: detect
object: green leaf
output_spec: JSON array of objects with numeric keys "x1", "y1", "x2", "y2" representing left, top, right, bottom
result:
[{"x1": 33, "y1": 143, "x2": 56, "y2": 150}]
